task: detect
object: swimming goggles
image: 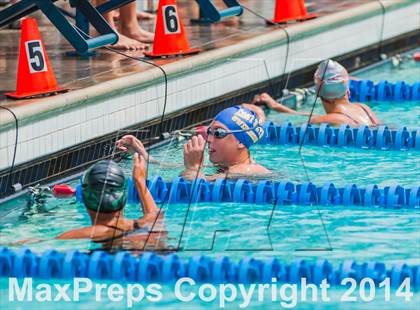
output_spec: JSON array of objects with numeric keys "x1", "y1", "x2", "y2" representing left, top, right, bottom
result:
[{"x1": 206, "y1": 126, "x2": 258, "y2": 139}]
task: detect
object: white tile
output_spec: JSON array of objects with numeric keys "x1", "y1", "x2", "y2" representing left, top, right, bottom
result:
[
  {"x1": 0, "y1": 147, "x2": 9, "y2": 168},
  {"x1": 0, "y1": 132, "x2": 5, "y2": 149}
]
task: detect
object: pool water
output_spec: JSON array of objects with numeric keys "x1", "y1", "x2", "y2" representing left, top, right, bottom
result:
[
  {"x1": 2, "y1": 196, "x2": 419, "y2": 264},
  {"x1": 144, "y1": 141, "x2": 420, "y2": 187},
  {"x1": 0, "y1": 56, "x2": 419, "y2": 309}
]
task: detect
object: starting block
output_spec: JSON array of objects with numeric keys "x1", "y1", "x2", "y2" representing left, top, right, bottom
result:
[
  {"x1": 192, "y1": 0, "x2": 243, "y2": 24},
  {"x1": 0, "y1": 0, "x2": 135, "y2": 55}
]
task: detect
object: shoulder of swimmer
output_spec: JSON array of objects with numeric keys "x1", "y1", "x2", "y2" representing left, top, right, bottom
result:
[
  {"x1": 228, "y1": 162, "x2": 271, "y2": 175},
  {"x1": 310, "y1": 113, "x2": 358, "y2": 127}
]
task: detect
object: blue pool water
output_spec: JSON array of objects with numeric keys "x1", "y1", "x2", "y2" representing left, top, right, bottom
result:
[
  {"x1": 1, "y1": 194, "x2": 419, "y2": 264},
  {"x1": 0, "y1": 57, "x2": 418, "y2": 309}
]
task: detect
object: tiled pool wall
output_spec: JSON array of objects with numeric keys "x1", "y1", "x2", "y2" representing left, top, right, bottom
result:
[{"x1": 0, "y1": 1, "x2": 419, "y2": 198}]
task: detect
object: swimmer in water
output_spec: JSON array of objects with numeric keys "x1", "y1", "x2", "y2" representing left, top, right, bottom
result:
[
  {"x1": 57, "y1": 156, "x2": 166, "y2": 252},
  {"x1": 11, "y1": 155, "x2": 167, "y2": 252},
  {"x1": 252, "y1": 60, "x2": 381, "y2": 127},
  {"x1": 116, "y1": 106, "x2": 271, "y2": 181}
]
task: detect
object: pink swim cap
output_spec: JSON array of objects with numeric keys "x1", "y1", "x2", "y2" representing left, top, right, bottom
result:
[{"x1": 314, "y1": 60, "x2": 349, "y2": 100}]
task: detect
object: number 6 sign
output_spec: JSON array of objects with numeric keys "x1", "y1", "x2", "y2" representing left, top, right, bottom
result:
[
  {"x1": 144, "y1": 0, "x2": 201, "y2": 58},
  {"x1": 163, "y1": 5, "x2": 181, "y2": 34}
]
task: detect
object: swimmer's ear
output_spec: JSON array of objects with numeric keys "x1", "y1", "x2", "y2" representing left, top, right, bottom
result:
[
  {"x1": 346, "y1": 90, "x2": 350, "y2": 98},
  {"x1": 237, "y1": 142, "x2": 246, "y2": 150}
]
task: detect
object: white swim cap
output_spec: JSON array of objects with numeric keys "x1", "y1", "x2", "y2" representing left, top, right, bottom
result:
[{"x1": 314, "y1": 60, "x2": 349, "y2": 100}]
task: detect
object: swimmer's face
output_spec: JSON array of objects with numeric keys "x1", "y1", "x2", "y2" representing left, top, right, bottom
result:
[{"x1": 207, "y1": 121, "x2": 244, "y2": 165}]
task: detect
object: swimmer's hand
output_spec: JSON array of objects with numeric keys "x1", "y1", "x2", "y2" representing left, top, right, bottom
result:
[
  {"x1": 252, "y1": 93, "x2": 278, "y2": 109},
  {"x1": 183, "y1": 135, "x2": 205, "y2": 170},
  {"x1": 116, "y1": 135, "x2": 149, "y2": 158},
  {"x1": 181, "y1": 135, "x2": 206, "y2": 180}
]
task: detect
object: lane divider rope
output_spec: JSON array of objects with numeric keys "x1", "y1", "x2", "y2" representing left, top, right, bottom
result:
[
  {"x1": 74, "y1": 177, "x2": 420, "y2": 208},
  {"x1": 260, "y1": 122, "x2": 419, "y2": 151},
  {"x1": 0, "y1": 247, "x2": 418, "y2": 287},
  {"x1": 349, "y1": 79, "x2": 420, "y2": 102}
]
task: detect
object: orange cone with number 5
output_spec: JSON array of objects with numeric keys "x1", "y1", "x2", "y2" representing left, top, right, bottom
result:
[
  {"x1": 6, "y1": 18, "x2": 68, "y2": 99},
  {"x1": 144, "y1": 0, "x2": 201, "y2": 58}
]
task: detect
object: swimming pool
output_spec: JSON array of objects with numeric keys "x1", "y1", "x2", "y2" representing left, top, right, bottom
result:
[{"x1": 0, "y1": 55, "x2": 419, "y2": 309}]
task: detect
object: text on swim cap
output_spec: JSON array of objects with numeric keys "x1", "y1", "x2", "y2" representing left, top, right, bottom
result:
[{"x1": 231, "y1": 108, "x2": 265, "y2": 144}]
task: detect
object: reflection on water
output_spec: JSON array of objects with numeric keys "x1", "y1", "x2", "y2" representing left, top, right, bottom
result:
[{"x1": 1, "y1": 194, "x2": 419, "y2": 266}]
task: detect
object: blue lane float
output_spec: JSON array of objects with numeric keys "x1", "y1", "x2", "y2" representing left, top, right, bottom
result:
[
  {"x1": 260, "y1": 122, "x2": 419, "y2": 151},
  {"x1": 0, "y1": 247, "x2": 418, "y2": 289},
  {"x1": 349, "y1": 79, "x2": 420, "y2": 102},
  {"x1": 75, "y1": 176, "x2": 420, "y2": 208}
]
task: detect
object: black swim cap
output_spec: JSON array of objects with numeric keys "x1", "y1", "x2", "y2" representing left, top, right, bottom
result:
[{"x1": 82, "y1": 160, "x2": 127, "y2": 213}]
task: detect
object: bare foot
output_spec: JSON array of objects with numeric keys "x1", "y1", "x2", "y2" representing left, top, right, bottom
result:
[
  {"x1": 137, "y1": 11, "x2": 155, "y2": 20},
  {"x1": 112, "y1": 33, "x2": 148, "y2": 50},
  {"x1": 113, "y1": 11, "x2": 156, "y2": 21},
  {"x1": 120, "y1": 24, "x2": 155, "y2": 44}
]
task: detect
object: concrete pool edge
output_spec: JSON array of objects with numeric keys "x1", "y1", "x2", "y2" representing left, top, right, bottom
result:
[{"x1": 0, "y1": 0, "x2": 418, "y2": 131}]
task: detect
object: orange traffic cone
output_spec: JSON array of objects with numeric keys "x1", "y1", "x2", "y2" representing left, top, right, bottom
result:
[
  {"x1": 272, "y1": 0, "x2": 318, "y2": 24},
  {"x1": 144, "y1": 0, "x2": 201, "y2": 58},
  {"x1": 6, "y1": 18, "x2": 68, "y2": 99}
]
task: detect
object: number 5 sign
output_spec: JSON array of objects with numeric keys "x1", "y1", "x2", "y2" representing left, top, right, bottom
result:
[
  {"x1": 162, "y1": 5, "x2": 181, "y2": 34},
  {"x1": 25, "y1": 40, "x2": 48, "y2": 73},
  {"x1": 5, "y1": 18, "x2": 68, "y2": 99}
]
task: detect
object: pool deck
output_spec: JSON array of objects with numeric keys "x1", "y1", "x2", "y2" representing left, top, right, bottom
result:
[{"x1": 0, "y1": 0, "x2": 419, "y2": 196}]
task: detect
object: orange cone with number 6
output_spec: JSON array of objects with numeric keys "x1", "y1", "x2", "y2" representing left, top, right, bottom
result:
[
  {"x1": 144, "y1": 0, "x2": 201, "y2": 58},
  {"x1": 272, "y1": 0, "x2": 317, "y2": 24},
  {"x1": 6, "y1": 18, "x2": 68, "y2": 99}
]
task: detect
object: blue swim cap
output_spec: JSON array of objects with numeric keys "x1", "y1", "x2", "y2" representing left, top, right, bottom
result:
[
  {"x1": 214, "y1": 106, "x2": 264, "y2": 148},
  {"x1": 314, "y1": 60, "x2": 349, "y2": 100}
]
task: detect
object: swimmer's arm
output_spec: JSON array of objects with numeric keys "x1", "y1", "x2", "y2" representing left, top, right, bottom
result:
[
  {"x1": 266, "y1": 101, "x2": 310, "y2": 116},
  {"x1": 6, "y1": 228, "x2": 92, "y2": 244},
  {"x1": 56, "y1": 227, "x2": 94, "y2": 240},
  {"x1": 133, "y1": 153, "x2": 160, "y2": 220},
  {"x1": 56, "y1": 226, "x2": 122, "y2": 242},
  {"x1": 3, "y1": 231, "x2": 91, "y2": 244},
  {"x1": 253, "y1": 93, "x2": 310, "y2": 116},
  {"x1": 134, "y1": 178, "x2": 160, "y2": 218},
  {"x1": 2, "y1": 238, "x2": 47, "y2": 245}
]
